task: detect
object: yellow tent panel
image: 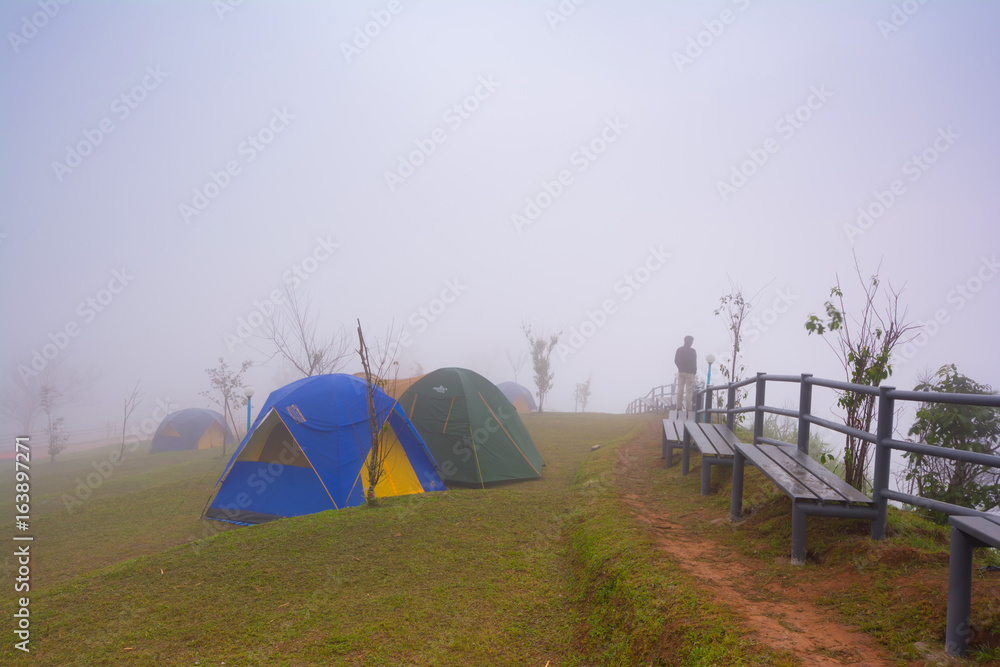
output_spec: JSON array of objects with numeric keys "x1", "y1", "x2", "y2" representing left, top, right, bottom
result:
[
  {"x1": 511, "y1": 395, "x2": 531, "y2": 413},
  {"x1": 356, "y1": 426, "x2": 424, "y2": 498},
  {"x1": 197, "y1": 423, "x2": 225, "y2": 449}
]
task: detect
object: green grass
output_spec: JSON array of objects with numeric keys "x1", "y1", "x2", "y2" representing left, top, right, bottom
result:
[
  {"x1": 3, "y1": 413, "x2": 998, "y2": 665},
  {"x1": 0, "y1": 413, "x2": 638, "y2": 665},
  {"x1": 0, "y1": 442, "x2": 239, "y2": 590},
  {"x1": 565, "y1": 432, "x2": 796, "y2": 666}
]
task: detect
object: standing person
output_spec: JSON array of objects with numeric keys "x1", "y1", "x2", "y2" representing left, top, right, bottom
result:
[{"x1": 674, "y1": 335, "x2": 697, "y2": 415}]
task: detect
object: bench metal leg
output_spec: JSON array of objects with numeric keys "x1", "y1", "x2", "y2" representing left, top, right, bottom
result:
[
  {"x1": 700, "y1": 461, "x2": 711, "y2": 495},
  {"x1": 791, "y1": 503, "x2": 807, "y2": 566},
  {"x1": 730, "y1": 449, "x2": 745, "y2": 522},
  {"x1": 946, "y1": 526, "x2": 975, "y2": 657},
  {"x1": 681, "y1": 432, "x2": 690, "y2": 477},
  {"x1": 665, "y1": 443, "x2": 674, "y2": 468},
  {"x1": 661, "y1": 432, "x2": 666, "y2": 459}
]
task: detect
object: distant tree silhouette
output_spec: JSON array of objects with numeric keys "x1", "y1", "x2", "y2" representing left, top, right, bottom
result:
[{"x1": 523, "y1": 324, "x2": 559, "y2": 412}]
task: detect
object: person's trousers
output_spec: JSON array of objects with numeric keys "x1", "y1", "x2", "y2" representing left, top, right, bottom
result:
[{"x1": 676, "y1": 372, "x2": 696, "y2": 413}]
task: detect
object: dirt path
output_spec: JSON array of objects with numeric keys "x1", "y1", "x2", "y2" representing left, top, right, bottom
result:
[{"x1": 612, "y1": 421, "x2": 908, "y2": 667}]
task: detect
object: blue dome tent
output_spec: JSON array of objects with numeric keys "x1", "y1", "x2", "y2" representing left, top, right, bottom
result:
[{"x1": 204, "y1": 374, "x2": 446, "y2": 525}]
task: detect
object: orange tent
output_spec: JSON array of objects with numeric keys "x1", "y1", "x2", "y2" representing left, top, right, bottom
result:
[{"x1": 352, "y1": 373, "x2": 426, "y2": 399}]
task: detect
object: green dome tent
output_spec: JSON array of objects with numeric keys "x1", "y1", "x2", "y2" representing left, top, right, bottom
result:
[{"x1": 398, "y1": 368, "x2": 543, "y2": 486}]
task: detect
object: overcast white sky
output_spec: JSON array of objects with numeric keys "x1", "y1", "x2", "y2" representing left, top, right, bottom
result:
[{"x1": 2, "y1": 0, "x2": 998, "y2": 443}]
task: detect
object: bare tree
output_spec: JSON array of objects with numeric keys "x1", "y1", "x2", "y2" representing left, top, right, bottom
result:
[
  {"x1": 356, "y1": 320, "x2": 403, "y2": 506},
  {"x1": 201, "y1": 358, "x2": 253, "y2": 455},
  {"x1": 257, "y1": 286, "x2": 351, "y2": 378},
  {"x1": 805, "y1": 257, "x2": 917, "y2": 492},
  {"x1": 0, "y1": 380, "x2": 42, "y2": 436},
  {"x1": 523, "y1": 324, "x2": 560, "y2": 412},
  {"x1": 575, "y1": 377, "x2": 592, "y2": 412},
  {"x1": 39, "y1": 385, "x2": 68, "y2": 463},
  {"x1": 505, "y1": 348, "x2": 528, "y2": 384},
  {"x1": 714, "y1": 280, "x2": 765, "y2": 424},
  {"x1": 120, "y1": 381, "x2": 143, "y2": 456},
  {"x1": 7, "y1": 367, "x2": 95, "y2": 461}
]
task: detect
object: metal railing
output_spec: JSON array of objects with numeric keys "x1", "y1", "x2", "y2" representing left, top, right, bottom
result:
[
  {"x1": 694, "y1": 372, "x2": 1000, "y2": 538},
  {"x1": 626, "y1": 383, "x2": 677, "y2": 415}
]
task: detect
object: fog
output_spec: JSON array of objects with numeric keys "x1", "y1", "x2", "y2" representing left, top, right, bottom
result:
[{"x1": 2, "y1": 0, "x2": 999, "y2": 446}]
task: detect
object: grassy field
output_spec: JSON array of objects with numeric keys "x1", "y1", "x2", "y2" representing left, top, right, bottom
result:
[{"x1": 1, "y1": 413, "x2": 997, "y2": 665}]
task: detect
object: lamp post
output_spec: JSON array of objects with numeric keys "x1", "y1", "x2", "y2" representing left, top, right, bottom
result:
[
  {"x1": 244, "y1": 386, "x2": 254, "y2": 434},
  {"x1": 706, "y1": 354, "x2": 716, "y2": 386}
]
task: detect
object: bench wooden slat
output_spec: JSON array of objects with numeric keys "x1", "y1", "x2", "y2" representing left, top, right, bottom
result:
[
  {"x1": 736, "y1": 443, "x2": 822, "y2": 500},
  {"x1": 776, "y1": 446, "x2": 873, "y2": 505},
  {"x1": 950, "y1": 516, "x2": 1000, "y2": 547},
  {"x1": 663, "y1": 419, "x2": 688, "y2": 468},
  {"x1": 662, "y1": 419, "x2": 684, "y2": 442},
  {"x1": 737, "y1": 443, "x2": 873, "y2": 506},
  {"x1": 702, "y1": 424, "x2": 735, "y2": 458},
  {"x1": 710, "y1": 424, "x2": 741, "y2": 449},
  {"x1": 685, "y1": 423, "x2": 718, "y2": 456}
]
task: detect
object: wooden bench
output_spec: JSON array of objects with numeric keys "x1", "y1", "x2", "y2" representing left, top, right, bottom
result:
[
  {"x1": 946, "y1": 515, "x2": 1000, "y2": 657},
  {"x1": 661, "y1": 419, "x2": 687, "y2": 467},
  {"x1": 682, "y1": 422, "x2": 741, "y2": 495},
  {"x1": 730, "y1": 441, "x2": 877, "y2": 565}
]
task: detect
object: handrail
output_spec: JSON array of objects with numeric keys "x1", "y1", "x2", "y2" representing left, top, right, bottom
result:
[
  {"x1": 887, "y1": 388, "x2": 1000, "y2": 407},
  {"x1": 657, "y1": 370, "x2": 999, "y2": 541},
  {"x1": 803, "y1": 414, "x2": 877, "y2": 444},
  {"x1": 760, "y1": 374, "x2": 801, "y2": 383},
  {"x1": 806, "y1": 375, "x2": 881, "y2": 396},
  {"x1": 884, "y1": 438, "x2": 1000, "y2": 468}
]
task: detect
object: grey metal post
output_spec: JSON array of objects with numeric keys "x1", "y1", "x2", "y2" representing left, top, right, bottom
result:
[
  {"x1": 753, "y1": 372, "x2": 766, "y2": 444},
  {"x1": 730, "y1": 448, "x2": 745, "y2": 521},
  {"x1": 791, "y1": 503, "x2": 807, "y2": 565},
  {"x1": 703, "y1": 387, "x2": 713, "y2": 424},
  {"x1": 726, "y1": 384, "x2": 736, "y2": 433},
  {"x1": 797, "y1": 374, "x2": 813, "y2": 456},
  {"x1": 681, "y1": 427, "x2": 691, "y2": 476},
  {"x1": 945, "y1": 526, "x2": 974, "y2": 657},
  {"x1": 870, "y1": 385, "x2": 895, "y2": 541},
  {"x1": 701, "y1": 460, "x2": 711, "y2": 495}
]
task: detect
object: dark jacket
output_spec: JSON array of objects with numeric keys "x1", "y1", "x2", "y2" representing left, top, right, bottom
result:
[{"x1": 674, "y1": 345, "x2": 697, "y2": 374}]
